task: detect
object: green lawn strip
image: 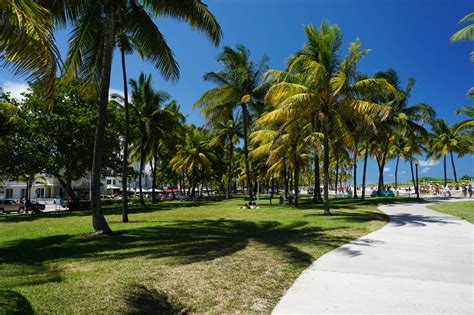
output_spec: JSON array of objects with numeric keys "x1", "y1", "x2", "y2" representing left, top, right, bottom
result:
[
  {"x1": 0, "y1": 197, "x2": 404, "y2": 313},
  {"x1": 428, "y1": 201, "x2": 474, "y2": 223}
]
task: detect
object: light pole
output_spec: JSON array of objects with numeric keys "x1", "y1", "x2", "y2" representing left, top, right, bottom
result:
[{"x1": 415, "y1": 162, "x2": 420, "y2": 199}]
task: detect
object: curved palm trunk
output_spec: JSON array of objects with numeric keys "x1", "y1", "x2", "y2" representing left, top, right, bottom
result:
[
  {"x1": 241, "y1": 103, "x2": 253, "y2": 201},
  {"x1": 376, "y1": 150, "x2": 388, "y2": 196},
  {"x1": 90, "y1": 3, "x2": 115, "y2": 235},
  {"x1": 353, "y1": 142, "x2": 358, "y2": 198},
  {"x1": 284, "y1": 162, "x2": 289, "y2": 200},
  {"x1": 120, "y1": 47, "x2": 129, "y2": 223},
  {"x1": 138, "y1": 141, "x2": 145, "y2": 207},
  {"x1": 394, "y1": 156, "x2": 400, "y2": 189},
  {"x1": 335, "y1": 157, "x2": 339, "y2": 194},
  {"x1": 361, "y1": 140, "x2": 370, "y2": 201},
  {"x1": 450, "y1": 151, "x2": 457, "y2": 183},
  {"x1": 322, "y1": 115, "x2": 331, "y2": 215}
]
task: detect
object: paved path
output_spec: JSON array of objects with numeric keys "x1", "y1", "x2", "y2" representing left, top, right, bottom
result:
[{"x1": 273, "y1": 201, "x2": 473, "y2": 314}]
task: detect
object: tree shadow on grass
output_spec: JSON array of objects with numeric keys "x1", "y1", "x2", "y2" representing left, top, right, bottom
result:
[
  {"x1": 121, "y1": 285, "x2": 188, "y2": 315},
  {"x1": 0, "y1": 289, "x2": 34, "y2": 314},
  {"x1": 0, "y1": 218, "x2": 374, "y2": 287}
]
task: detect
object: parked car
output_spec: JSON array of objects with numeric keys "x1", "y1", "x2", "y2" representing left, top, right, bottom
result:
[{"x1": 0, "y1": 199, "x2": 26, "y2": 214}]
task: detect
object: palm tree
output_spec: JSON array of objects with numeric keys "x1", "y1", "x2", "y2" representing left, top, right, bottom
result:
[
  {"x1": 209, "y1": 114, "x2": 243, "y2": 199},
  {"x1": 450, "y1": 12, "x2": 474, "y2": 61},
  {"x1": 0, "y1": 1, "x2": 60, "y2": 105},
  {"x1": 48, "y1": 0, "x2": 221, "y2": 234},
  {"x1": 194, "y1": 45, "x2": 269, "y2": 201},
  {"x1": 114, "y1": 2, "x2": 179, "y2": 222},
  {"x1": 428, "y1": 119, "x2": 473, "y2": 185},
  {"x1": 263, "y1": 22, "x2": 390, "y2": 214},
  {"x1": 129, "y1": 73, "x2": 171, "y2": 207},
  {"x1": 170, "y1": 126, "x2": 216, "y2": 198},
  {"x1": 371, "y1": 69, "x2": 434, "y2": 194}
]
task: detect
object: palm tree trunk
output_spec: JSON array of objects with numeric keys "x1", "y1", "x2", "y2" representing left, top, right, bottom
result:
[
  {"x1": 443, "y1": 154, "x2": 447, "y2": 186},
  {"x1": 322, "y1": 115, "x2": 331, "y2": 215},
  {"x1": 312, "y1": 114, "x2": 322, "y2": 202},
  {"x1": 138, "y1": 142, "x2": 145, "y2": 207},
  {"x1": 120, "y1": 47, "x2": 129, "y2": 223},
  {"x1": 353, "y1": 142, "x2": 358, "y2": 198},
  {"x1": 361, "y1": 140, "x2": 370, "y2": 201},
  {"x1": 410, "y1": 160, "x2": 416, "y2": 195},
  {"x1": 292, "y1": 144, "x2": 299, "y2": 207},
  {"x1": 90, "y1": 3, "x2": 115, "y2": 235},
  {"x1": 241, "y1": 103, "x2": 253, "y2": 201},
  {"x1": 394, "y1": 156, "x2": 399, "y2": 189},
  {"x1": 284, "y1": 162, "x2": 289, "y2": 200},
  {"x1": 152, "y1": 154, "x2": 157, "y2": 204},
  {"x1": 450, "y1": 151, "x2": 457, "y2": 183},
  {"x1": 226, "y1": 143, "x2": 234, "y2": 199},
  {"x1": 335, "y1": 157, "x2": 339, "y2": 195}
]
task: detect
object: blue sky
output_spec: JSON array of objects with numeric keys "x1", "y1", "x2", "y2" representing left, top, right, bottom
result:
[{"x1": 1, "y1": 0, "x2": 472, "y2": 183}]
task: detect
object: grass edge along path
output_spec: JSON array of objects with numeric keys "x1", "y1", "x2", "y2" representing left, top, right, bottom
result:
[
  {"x1": 0, "y1": 197, "x2": 419, "y2": 314},
  {"x1": 427, "y1": 200, "x2": 474, "y2": 223}
]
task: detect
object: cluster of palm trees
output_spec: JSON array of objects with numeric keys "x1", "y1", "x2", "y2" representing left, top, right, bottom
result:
[{"x1": 194, "y1": 22, "x2": 473, "y2": 213}]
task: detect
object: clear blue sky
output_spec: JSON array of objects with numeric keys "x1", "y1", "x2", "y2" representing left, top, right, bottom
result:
[{"x1": 1, "y1": 0, "x2": 472, "y2": 183}]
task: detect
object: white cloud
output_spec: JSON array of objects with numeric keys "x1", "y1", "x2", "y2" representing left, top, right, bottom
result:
[
  {"x1": 401, "y1": 170, "x2": 406, "y2": 175},
  {"x1": 1, "y1": 81, "x2": 29, "y2": 101},
  {"x1": 420, "y1": 167, "x2": 430, "y2": 174},
  {"x1": 109, "y1": 88, "x2": 124, "y2": 99},
  {"x1": 389, "y1": 173, "x2": 394, "y2": 177},
  {"x1": 419, "y1": 159, "x2": 439, "y2": 167},
  {"x1": 383, "y1": 167, "x2": 391, "y2": 173}
]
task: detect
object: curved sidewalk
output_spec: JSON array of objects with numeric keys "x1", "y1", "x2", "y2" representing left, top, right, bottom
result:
[{"x1": 273, "y1": 201, "x2": 473, "y2": 314}]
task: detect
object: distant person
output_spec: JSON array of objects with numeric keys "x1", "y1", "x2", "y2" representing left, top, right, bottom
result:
[
  {"x1": 469, "y1": 184, "x2": 473, "y2": 198},
  {"x1": 462, "y1": 184, "x2": 467, "y2": 197},
  {"x1": 279, "y1": 195, "x2": 284, "y2": 205},
  {"x1": 269, "y1": 187, "x2": 274, "y2": 205}
]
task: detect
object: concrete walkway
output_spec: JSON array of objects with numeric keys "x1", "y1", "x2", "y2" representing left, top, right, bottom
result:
[{"x1": 273, "y1": 201, "x2": 473, "y2": 314}]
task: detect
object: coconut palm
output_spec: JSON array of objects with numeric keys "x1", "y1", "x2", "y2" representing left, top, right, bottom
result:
[
  {"x1": 450, "y1": 12, "x2": 474, "y2": 62},
  {"x1": 170, "y1": 126, "x2": 216, "y2": 198},
  {"x1": 209, "y1": 114, "x2": 243, "y2": 199},
  {"x1": 0, "y1": 1, "x2": 60, "y2": 104},
  {"x1": 263, "y1": 22, "x2": 391, "y2": 214},
  {"x1": 114, "y1": 2, "x2": 179, "y2": 222},
  {"x1": 194, "y1": 45, "x2": 269, "y2": 201},
  {"x1": 371, "y1": 69, "x2": 434, "y2": 193},
  {"x1": 428, "y1": 119, "x2": 473, "y2": 185},
  {"x1": 45, "y1": 0, "x2": 221, "y2": 234},
  {"x1": 128, "y1": 73, "x2": 171, "y2": 206}
]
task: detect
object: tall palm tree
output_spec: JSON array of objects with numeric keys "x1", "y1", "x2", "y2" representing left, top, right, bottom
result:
[
  {"x1": 114, "y1": 1, "x2": 179, "y2": 222},
  {"x1": 371, "y1": 69, "x2": 434, "y2": 194},
  {"x1": 263, "y1": 22, "x2": 390, "y2": 214},
  {"x1": 47, "y1": 0, "x2": 221, "y2": 234},
  {"x1": 129, "y1": 73, "x2": 170, "y2": 207},
  {"x1": 209, "y1": 114, "x2": 243, "y2": 199},
  {"x1": 194, "y1": 45, "x2": 269, "y2": 201},
  {"x1": 428, "y1": 119, "x2": 473, "y2": 185}
]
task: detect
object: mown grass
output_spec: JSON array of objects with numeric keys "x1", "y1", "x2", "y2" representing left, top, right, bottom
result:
[
  {"x1": 0, "y1": 196, "x2": 413, "y2": 314},
  {"x1": 428, "y1": 200, "x2": 474, "y2": 223}
]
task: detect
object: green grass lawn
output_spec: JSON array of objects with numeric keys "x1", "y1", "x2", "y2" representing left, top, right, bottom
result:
[
  {"x1": 428, "y1": 201, "x2": 474, "y2": 223},
  {"x1": 0, "y1": 196, "x2": 415, "y2": 314}
]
